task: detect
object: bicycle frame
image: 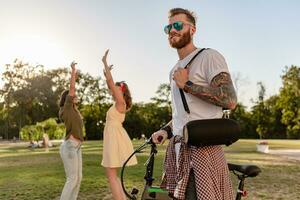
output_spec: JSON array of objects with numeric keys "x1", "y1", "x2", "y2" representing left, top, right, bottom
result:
[
  {"x1": 121, "y1": 138, "x2": 171, "y2": 200},
  {"x1": 121, "y1": 139, "x2": 261, "y2": 200}
]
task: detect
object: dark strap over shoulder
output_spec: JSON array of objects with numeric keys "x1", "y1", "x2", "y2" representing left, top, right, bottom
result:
[
  {"x1": 184, "y1": 48, "x2": 207, "y2": 69},
  {"x1": 179, "y1": 48, "x2": 207, "y2": 114}
]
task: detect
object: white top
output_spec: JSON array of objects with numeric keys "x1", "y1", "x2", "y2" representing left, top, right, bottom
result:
[
  {"x1": 170, "y1": 48, "x2": 229, "y2": 136},
  {"x1": 169, "y1": 48, "x2": 230, "y2": 164}
]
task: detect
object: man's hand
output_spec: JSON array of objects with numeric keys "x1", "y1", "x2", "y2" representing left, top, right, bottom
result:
[
  {"x1": 173, "y1": 68, "x2": 189, "y2": 88},
  {"x1": 151, "y1": 130, "x2": 168, "y2": 144}
]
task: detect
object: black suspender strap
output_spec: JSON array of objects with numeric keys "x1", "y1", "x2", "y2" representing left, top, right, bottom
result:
[
  {"x1": 179, "y1": 48, "x2": 207, "y2": 114},
  {"x1": 179, "y1": 87, "x2": 190, "y2": 113}
]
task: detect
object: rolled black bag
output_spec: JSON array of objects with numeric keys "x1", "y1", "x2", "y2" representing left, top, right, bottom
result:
[{"x1": 183, "y1": 118, "x2": 240, "y2": 147}]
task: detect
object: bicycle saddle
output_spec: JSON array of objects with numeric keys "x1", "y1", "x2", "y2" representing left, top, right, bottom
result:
[{"x1": 228, "y1": 163, "x2": 261, "y2": 177}]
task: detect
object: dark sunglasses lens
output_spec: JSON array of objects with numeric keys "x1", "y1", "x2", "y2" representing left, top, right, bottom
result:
[
  {"x1": 164, "y1": 24, "x2": 172, "y2": 34},
  {"x1": 173, "y1": 21, "x2": 183, "y2": 31}
]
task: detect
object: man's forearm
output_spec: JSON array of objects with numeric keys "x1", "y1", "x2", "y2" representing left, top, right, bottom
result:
[{"x1": 184, "y1": 72, "x2": 237, "y2": 109}]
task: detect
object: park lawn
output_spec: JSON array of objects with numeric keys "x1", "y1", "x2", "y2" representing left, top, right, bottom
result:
[{"x1": 0, "y1": 139, "x2": 299, "y2": 200}]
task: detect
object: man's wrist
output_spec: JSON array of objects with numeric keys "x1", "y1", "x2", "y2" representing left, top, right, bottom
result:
[
  {"x1": 183, "y1": 80, "x2": 194, "y2": 93},
  {"x1": 160, "y1": 125, "x2": 173, "y2": 139}
]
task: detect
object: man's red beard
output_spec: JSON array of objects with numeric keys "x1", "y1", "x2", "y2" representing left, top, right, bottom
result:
[{"x1": 168, "y1": 30, "x2": 192, "y2": 49}]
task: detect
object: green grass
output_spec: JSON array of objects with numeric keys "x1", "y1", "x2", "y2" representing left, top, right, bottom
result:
[{"x1": 0, "y1": 139, "x2": 300, "y2": 200}]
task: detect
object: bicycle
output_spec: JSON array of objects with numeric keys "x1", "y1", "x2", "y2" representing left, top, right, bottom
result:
[{"x1": 121, "y1": 138, "x2": 261, "y2": 200}]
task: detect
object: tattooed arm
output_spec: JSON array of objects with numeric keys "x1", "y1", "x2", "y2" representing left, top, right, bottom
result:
[
  {"x1": 173, "y1": 68, "x2": 237, "y2": 109},
  {"x1": 184, "y1": 72, "x2": 237, "y2": 109}
]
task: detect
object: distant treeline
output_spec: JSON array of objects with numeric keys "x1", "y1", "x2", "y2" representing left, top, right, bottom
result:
[{"x1": 0, "y1": 59, "x2": 299, "y2": 140}]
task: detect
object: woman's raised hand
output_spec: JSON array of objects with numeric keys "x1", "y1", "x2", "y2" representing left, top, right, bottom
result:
[
  {"x1": 70, "y1": 61, "x2": 77, "y2": 71},
  {"x1": 70, "y1": 61, "x2": 78, "y2": 80},
  {"x1": 102, "y1": 49, "x2": 113, "y2": 81}
]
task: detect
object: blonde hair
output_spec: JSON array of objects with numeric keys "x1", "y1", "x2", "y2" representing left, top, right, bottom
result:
[{"x1": 169, "y1": 8, "x2": 197, "y2": 26}]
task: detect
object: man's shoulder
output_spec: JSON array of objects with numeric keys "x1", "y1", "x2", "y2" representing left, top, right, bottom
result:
[
  {"x1": 193, "y1": 48, "x2": 226, "y2": 64},
  {"x1": 200, "y1": 48, "x2": 223, "y2": 57}
]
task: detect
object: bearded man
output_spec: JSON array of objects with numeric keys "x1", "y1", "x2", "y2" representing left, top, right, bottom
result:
[{"x1": 151, "y1": 8, "x2": 237, "y2": 200}]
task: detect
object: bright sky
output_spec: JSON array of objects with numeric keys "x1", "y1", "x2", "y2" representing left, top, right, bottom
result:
[{"x1": 0, "y1": 0, "x2": 299, "y2": 108}]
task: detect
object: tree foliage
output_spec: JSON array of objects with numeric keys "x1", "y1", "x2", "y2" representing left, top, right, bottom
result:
[
  {"x1": 20, "y1": 118, "x2": 66, "y2": 141},
  {"x1": 0, "y1": 60, "x2": 299, "y2": 140},
  {"x1": 277, "y1": 66, "x2": 300, "y2": 138}
]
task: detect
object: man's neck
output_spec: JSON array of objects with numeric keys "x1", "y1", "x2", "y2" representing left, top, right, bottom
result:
[{"x1": 177, "y1": 43, "x2": 197, "y2": 60}]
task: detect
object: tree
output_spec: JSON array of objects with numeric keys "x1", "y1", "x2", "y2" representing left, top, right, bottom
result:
[
  {"x1": 263, "y1": 95, "x2": 286, "y2": 138},
  {"x1": 0, "y1": 60, "x2": 109, "y2": 139},
  {"x1": 20, "y1": 118, "x2": 67, "y2": 141},
  {"x1": 277, "y1": 65, "x2": 300, "y2": 139},
  {"x1": 80, "y1": 103, "x2": 110, "y2": 140},
  {"x1": 76, "y1": 71, "x2": 108, "y2": 107},
  {"x1": 231, "y1": 103, "x2": 258, "y2": 138},
  {"x1": 124, "y1": 102, "x2": 171, "y2": 139},
  {"x1": 251, "y1": 83, "x2": 287, "y2": 139},
  {"x1": 151, "y1": 83, "x2": 171, "y2": 108},
  {"x1": 251, "y1": 82, "x2": 270, "y2": 139},
  {"x1": 47, "y1": 68, "x2": 109, "y2": 108},
  {"x1": 0, "y1": 59, "x2": 42, "y2": 139}
]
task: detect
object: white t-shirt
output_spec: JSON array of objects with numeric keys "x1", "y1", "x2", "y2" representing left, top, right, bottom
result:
[{"x1": 169, "y1": 48, "x2": 230, "y2": 163}]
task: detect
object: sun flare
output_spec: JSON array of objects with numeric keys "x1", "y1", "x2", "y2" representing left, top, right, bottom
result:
[{"x1": 0, "y1": 34, "x2": 69, "y2": 68}]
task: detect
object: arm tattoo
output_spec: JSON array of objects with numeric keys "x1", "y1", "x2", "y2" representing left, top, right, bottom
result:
[{"x1": 184, "y1": 72, "x2": 237, "y2": 109}]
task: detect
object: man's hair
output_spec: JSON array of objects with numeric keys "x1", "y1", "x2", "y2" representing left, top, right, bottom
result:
[{"x1": 168, "y1": 8, "x2": 196, "y2": 26}]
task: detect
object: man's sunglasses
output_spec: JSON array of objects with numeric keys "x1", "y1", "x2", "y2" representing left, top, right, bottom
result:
[{"x1": 164, "y1": 21, "x2": 193, "y2": 34}]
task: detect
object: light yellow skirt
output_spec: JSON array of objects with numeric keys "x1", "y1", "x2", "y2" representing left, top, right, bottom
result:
[{"x1": 101, "y1": 123, "x2": 137, "y2": 168}]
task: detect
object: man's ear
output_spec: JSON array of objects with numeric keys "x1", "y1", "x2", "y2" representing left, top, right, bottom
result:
[{"x1": 190, "y1": 26, "x2": 196, "y2": 35}]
